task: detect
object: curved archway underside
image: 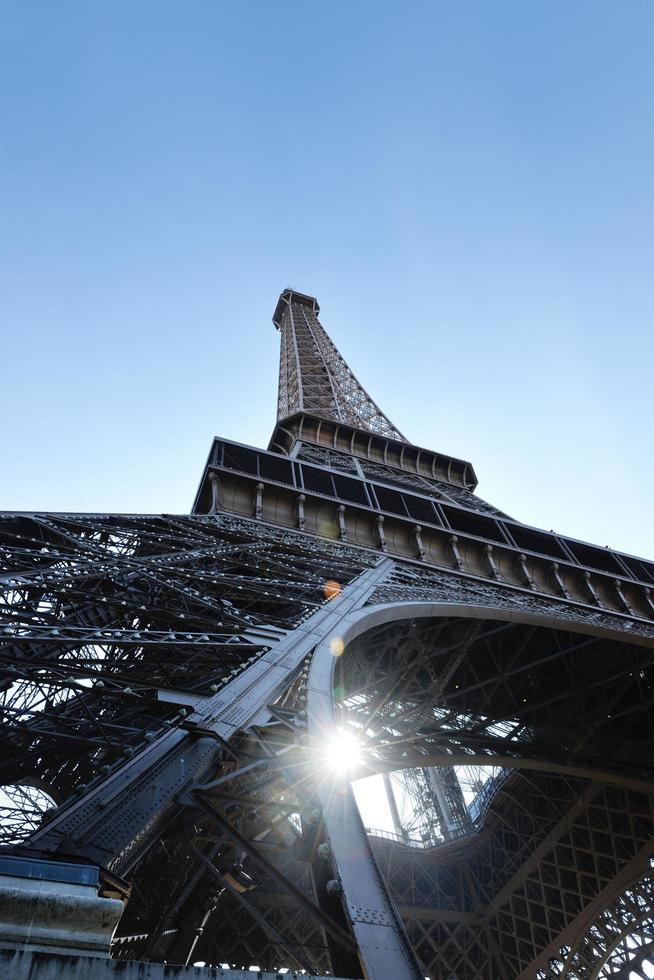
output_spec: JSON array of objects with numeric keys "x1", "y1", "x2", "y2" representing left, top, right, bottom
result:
[
  {"x1": 310, "y1": 606, "x2": 654, "y2": 979},
  {"x1": 103, "y1": 601, "x2": 654, "y2": 978}
]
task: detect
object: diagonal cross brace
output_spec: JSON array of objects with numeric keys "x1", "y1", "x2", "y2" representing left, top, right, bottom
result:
[
  {"x1": 192, "y1": 797, "x2": 356, "y2": 954},
  {"x1": 27, "y1": 560, "x2": 393, "y2": 873}
]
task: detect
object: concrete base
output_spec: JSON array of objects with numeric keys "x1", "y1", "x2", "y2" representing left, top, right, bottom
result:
[
  {"x1": 0, "y1": 855, "x2": 123, "y2": 956},
  {"x1": 0, "y1": 948, "x2": 349, "y2": 980},
  {"x1": 0, "y1": 873, "x2": 124, "y2": 956}
]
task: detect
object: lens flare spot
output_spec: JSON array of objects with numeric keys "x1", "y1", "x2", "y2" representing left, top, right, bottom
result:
[
  {"x1": 325, "y1": 729, "x2": 362, "y2": 772},
  {"x1": 323, "y1": 579, "x2": 341, "y2": 600},
  {"x1": 329, "y1": 637, "x2": 345, "y2": 657}
]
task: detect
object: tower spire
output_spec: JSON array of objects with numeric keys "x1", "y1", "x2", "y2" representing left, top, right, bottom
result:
[{"x1": 273, "y1": 288, "x2": 407, "y2": 442}]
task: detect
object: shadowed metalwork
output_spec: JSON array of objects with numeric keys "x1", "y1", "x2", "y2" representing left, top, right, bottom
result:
[{"x1": 1, "y1": 289, "x2": 653, "y2": 978}]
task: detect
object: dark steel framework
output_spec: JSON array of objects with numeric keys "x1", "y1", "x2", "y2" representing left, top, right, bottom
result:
[{"x1": 2, "y1": 288, "x2": 654, "y2": 978}]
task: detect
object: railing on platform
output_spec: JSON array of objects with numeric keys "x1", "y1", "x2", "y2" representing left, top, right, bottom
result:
[{"x1": 365, "y1": 767, "x2": 512, "y2": 849}]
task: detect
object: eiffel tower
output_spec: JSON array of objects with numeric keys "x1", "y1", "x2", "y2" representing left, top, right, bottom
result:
[{"x1": 2, "y1": 288, "x2": 654, "y2": 980}]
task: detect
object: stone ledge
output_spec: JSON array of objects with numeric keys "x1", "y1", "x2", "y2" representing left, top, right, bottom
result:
[
  {"x1": 0, "y1": 872, "x2": 123, "y2": 956},
  {"x1": 0, "y1": 947, "x2": 351, "y2": 980}
]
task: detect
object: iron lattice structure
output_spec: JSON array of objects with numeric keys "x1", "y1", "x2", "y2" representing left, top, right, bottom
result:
[
  {"x1": 273, "y1": 288, "x2": 406, "y2": 440},
  {"x1": 2, "y1": 289, "x2": 654, "y2": 978}
]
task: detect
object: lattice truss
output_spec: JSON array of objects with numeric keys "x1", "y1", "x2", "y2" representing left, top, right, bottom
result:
[
  {"x1": 112, "y1": 785, "x2": 336, "y2": 974},
  {"x1": 294, "y1": 442, "x2": 506, "y2": 517},
  {"x1": 0, "y1": 511, "x2": 368, "y2": 842},
  {"x1": 275, "y1": 290, "x2": 406, "y2": 440},
  {"x1": 540, "y1": 864, "x2": 654, "y2": 978},
  {"x1": 0, "y1": 511, "x2": 378, "y2": 974},
  {"x1": 3, "y1": 509, "x2": 654, "y2": 977},
  {"x1": 372, "y1": 778, "x2": 654, "y2": 980}
]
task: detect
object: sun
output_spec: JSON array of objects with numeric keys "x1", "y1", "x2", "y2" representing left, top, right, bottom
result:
[{"x1": 324, "y1": 728, "x2": 363, "y2": 773}]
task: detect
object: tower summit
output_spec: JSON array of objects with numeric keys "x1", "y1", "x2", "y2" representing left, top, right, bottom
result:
[
  {"x1": 1, "y1": 290, "x2": 654, "y2": 980},
  {"x1": 273, "y1": 287, "x2": 406, "y2": 440}
]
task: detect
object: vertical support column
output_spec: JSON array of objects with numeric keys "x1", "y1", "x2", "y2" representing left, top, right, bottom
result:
[
  {"x1": 382, "y1": 773, "x2": 408, "y2": 842},
  {"x1": 582, "y1": 571, "x2": 602, "y2": 607},
  {"x1": 255, "y1": 483, "x2": 264, "y2": 520},
  {"x1": 296, "y1": 493, "x2": 306, "y2": 531},
  {"x1": 516, "y1": 553, "x2": 535, "y2": 590},
  {"x1": 414, "y1": 525, "x2": 426, "y2": 561},
  {"x1": 613, "y1": 580, "x2": 633, "y2": 614},
  {"x1": 376, "y1": 515, "x2": 388, "y2": 553},
  {"x1": 337, "y1": 505, "x2": 348, "y2": 543},
  {"x1": 426, "y1": 768, "x2": 472, "y2": 839},
  {"x1": 209, "y1": 473, "x2": 222, "y2": 514},
  {"x1": 449, "y1": 534, "x2": 464, "y2": 571},
  {"x1": 306, "y1": 564, "x2": 425, "y2": 980},
  {"x1": 484, "y1": 545, "x2": 500, "y2": 580},
  {"x1": 550, "y1": 562, "x2": 570, "y2": 599}
]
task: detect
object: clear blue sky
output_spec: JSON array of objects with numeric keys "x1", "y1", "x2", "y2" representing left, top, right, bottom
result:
[{"x1": 2, "y1": 0, "x2": 653, "y2": 560}]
